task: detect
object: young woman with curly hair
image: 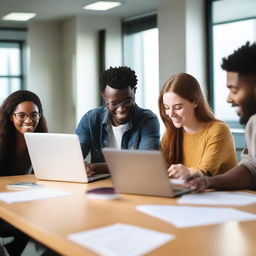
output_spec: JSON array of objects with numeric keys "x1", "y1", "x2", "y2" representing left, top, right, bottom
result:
[{"x1": 0, "y1": 90, "x2": 48, "y2": 256}]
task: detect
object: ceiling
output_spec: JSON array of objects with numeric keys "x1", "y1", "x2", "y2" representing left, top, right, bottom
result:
[{"x1": 0, "y1": 0, "x2": 173, "y2": 25}]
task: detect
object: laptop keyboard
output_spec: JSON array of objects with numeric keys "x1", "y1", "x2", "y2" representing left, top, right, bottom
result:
[{"x1": 87, "y1": 173, "x2": 110, "y2": 182}]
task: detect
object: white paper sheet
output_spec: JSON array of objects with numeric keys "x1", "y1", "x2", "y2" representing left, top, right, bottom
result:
[
  {"x1": 177, "y1": 191, "x2": 256, "y2": 206},
  {"x1": 136, "y1": 205, "x2": 256, "y2": 228},
  {"x1": 169, "y1": 179, "x2": 185, "y2": 185},
  {"x1": 0, "y1": 188, "x2": 72, "y2": 203},
  {"x1": 68, "y1": 223, "x2": 174, "y2": 256}
]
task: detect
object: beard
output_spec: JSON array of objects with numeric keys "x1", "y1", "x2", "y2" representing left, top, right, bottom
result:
[{"x1": 239, "y1": 96, "x2": 256, "y2": 125}]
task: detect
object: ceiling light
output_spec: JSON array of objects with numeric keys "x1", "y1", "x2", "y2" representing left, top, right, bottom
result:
[
  {"x1": 2, "y1": 12, "x2": 37, "y2": 21},
  {"x1": 83, "y1": 1, "x2": 121, "y2": 11}
]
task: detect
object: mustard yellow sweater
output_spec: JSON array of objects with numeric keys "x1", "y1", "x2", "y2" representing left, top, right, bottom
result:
[{"x1": 182, "y1": 121, "x2": 237, "y2": 176}]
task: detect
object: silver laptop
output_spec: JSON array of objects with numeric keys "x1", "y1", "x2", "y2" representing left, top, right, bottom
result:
[
  {"x1": 24, "y1": 133, "x2": 110, "y2": 183},
  {"x1": 102, "y1": 148, "x2": 194, "y2": 197}
]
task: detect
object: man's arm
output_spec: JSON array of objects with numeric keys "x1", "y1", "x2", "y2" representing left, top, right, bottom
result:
[
  {"x1": 138, "y1": 116, "x2": 160, "y2": 150},
  {"x1": 84, "y1": 161, "x2": 109, "y2": 176},
  {"x1": 76, "y1": 114, "x2": 91, "y2": 158},
  {"x1": 186, "y1": 165, "x2": 255, "y2": 192},
  {"x1": 91, "y1": 163, "x2": 109, "y2": 174}
]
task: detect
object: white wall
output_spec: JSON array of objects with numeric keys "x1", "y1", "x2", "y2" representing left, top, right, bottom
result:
[
  {"x1": 158, "y1": 0, "x2": 186, "y2": 88},
  {"x1": 27, "y1": 21, "x2": 65, "y2": 133},
  {"x1": 158, "y1": 0, "x2": 206, "y2": 92},
  {"x1": 25, "y1": 0, "x2": 205, "y2": 133},
  {"x1": 75, "y1": 15, "x2": 122, "y2": 123},
  {"x1": 61, "y1": 17, "x2": 77, "y2": 132},
  {"x1": 186, "y1": 0, "x2": 206, "y2": 95},
  {"x1": 26, "y1": 15, "x2": 122, "y2": 133}
]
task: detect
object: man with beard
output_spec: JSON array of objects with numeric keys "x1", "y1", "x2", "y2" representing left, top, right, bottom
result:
[
  {"x1": 186, "y1": 42, "x2": 256, "y2": 191},
  {"x1": 76, "y1": 66, "x2": 160, "y2": 175}
]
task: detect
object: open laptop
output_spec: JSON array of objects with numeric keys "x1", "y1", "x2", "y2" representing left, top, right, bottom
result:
[
  {"x1": 24, "y1": 133, "x2": 110, "y2": 183},
  {"x1": 102, "y1": 148, "x2": 194, "y2": 197}
]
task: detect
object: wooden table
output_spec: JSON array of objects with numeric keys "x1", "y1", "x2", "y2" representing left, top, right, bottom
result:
[{"x1": 0, "y1": 175, "x2": 256, "y2": 256}]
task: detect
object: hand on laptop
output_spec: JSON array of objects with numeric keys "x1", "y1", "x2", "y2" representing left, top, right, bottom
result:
[
  {"x1": 167, "y1": 164, "x2": 192, "y2": 179},
  {"x1": 83, "y1": 162, "x2": 110, "y2": 176},
  {"x1": 83, "y1": 161, "x2": 95, "y2": 177}
]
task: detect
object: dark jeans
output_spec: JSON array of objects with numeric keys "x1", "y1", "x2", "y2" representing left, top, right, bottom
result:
[{"x1": 0, "y1": 218, "x2": 29, "y2": 256}]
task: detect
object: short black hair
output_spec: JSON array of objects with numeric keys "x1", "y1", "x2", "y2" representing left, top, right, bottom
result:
[
  {"x1": 221, "y1": 41, "x2": 256, "y2": 74},
  {"x1": 101, "y1": 66, "x2": 138, "y2": 91}
]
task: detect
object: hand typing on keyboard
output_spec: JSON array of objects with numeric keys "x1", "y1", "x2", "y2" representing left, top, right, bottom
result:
[{"x1": 83, "y1": 161, "x2": 95, "y2": 176}]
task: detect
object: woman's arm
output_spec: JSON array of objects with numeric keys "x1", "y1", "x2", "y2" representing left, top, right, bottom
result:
[{"x1": 168, "y1": 164, "x2": 204, "y2": 179}]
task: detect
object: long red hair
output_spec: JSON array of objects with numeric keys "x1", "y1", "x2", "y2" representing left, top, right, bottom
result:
[{"x1": 158, "y1": 73, "x2": 217, "y2": 165}]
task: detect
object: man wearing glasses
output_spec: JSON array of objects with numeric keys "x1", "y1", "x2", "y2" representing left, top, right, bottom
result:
[{"x1": 76, "y1": 66, "x2": 160, "y2": 175}]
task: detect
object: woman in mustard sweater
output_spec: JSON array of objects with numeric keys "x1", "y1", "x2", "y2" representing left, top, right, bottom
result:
[{"x1": 158, "y1": 73, "x2": 237, "y2": 179}]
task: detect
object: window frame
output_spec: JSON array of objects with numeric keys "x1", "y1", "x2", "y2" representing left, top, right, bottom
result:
[
  {"x1": 0, "y1": 27, "x2": 27, "y2": 94},
  {"x1": 206, "y1": 0, "x2": 256, "y2": 120},
  {"x1": 0, "y1": 39, "x2": 25, "y2": 92},
  {"x1": 122, "y1": 14, "x2": 157, "y2": 37},
  {"x1": 206, "y1": 0, "x2": 256, "y2": 160}
]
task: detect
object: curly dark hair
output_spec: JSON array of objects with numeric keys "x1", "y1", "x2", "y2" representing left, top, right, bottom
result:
[
  {"x1": 0, "y1": 90, "x2": 48, "y2": 170},
  {"x1": 100, "y1": 66, "x2": 138, "y2": 91},
  {"x1": 221, "y1": 41, "x2": 256, "y2": 74}
]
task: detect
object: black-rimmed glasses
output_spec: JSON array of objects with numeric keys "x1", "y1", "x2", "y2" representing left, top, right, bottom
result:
[
  {"x1": 103, "y1": 97, "x2": 135, "y2": 110},
  {"x1": 13, "y1": 112, "x2": 41, "y2": 121}
]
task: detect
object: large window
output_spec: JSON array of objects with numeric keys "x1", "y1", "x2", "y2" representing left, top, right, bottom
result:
[
  {"x1": 0, "y1": 29, "x2": 27, "y2": 104},
  {"x1": 0, "y1": 41, "x2": 23, "y2": 103},
  {"x1": 208, "y1": 0, "x2": 256, "y2": 159},
  {"x1": 213, "y1": 19, "x2": 256, "y2": 124},
  {"x1": 123, "y1": 15, "x2": 160, "y2": 125}
]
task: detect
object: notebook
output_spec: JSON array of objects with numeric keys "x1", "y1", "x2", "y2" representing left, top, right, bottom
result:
[
  {"x1": 102, "y1": 148, "x2": 194, "y2": 197},
  {"x1": 24, "y1": 133, "x2": 110, "y2": 183}
]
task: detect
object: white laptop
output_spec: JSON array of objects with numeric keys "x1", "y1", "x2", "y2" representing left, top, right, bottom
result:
[
  {"x1": 102, "y1": 148, "x2": 194, "y2": 197},
  {"x1": 24, "y1": 133, "x2": 110, "y2": 183}
]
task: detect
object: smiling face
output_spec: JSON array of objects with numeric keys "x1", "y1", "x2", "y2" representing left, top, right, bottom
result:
[
  {"x1": 226, "y1": 72, "x2": 256, "y2": 125},
  {"x1": 163, "y1": 92, "x2": 198, "y2": 130},
  {"x1": 103, "y1": 85, "x2": 136, "y2": 126},
  {"x1": 11, "y1": 101, "x2": 40, "y2": 134}
]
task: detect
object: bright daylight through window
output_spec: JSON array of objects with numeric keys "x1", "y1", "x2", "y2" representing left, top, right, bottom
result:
[{"x1": 0, "y1": 42, "x2": 22, "y2": 104}]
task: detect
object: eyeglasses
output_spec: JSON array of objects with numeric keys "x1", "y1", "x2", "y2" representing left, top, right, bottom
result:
[
  {"x1": 13, "y1": 112, "x2": 41, "y2": 122},
  {"x1": 104, "y1": 97, "x2": 135, "y2": 110}
]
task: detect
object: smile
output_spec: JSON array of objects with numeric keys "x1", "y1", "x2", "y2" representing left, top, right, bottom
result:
[
  {"x1": 115, "y1": 114, "x2": 128, "y2": 119},
  {"x1": 21, "y1": 125, "x2": 34, "y2": 129},
  {"x1": 172, "y1": 118, "x2": 181, "y2": 123}
]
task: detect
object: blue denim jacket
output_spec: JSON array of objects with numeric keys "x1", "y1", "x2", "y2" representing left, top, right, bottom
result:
[{"x1": 76, "y1": 105, "x2": 160, "y2": 163}]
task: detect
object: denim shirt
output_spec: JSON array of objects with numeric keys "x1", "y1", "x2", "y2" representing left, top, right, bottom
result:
[{"x1": 76, "y1": 104, "x2": 160, "y2": 163}]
